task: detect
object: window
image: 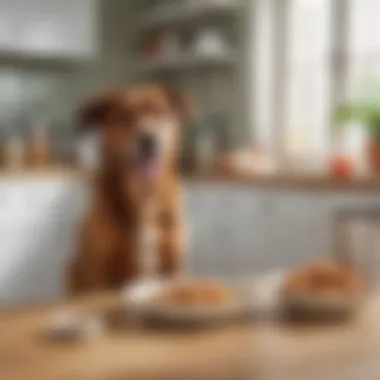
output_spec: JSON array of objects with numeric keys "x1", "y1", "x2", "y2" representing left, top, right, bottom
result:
[
  {"x1": 285, "y1": 0, "x2": 332, "y2": 155},
  {"x1": 250, "y1": 0, "x2": 275, "y2": 148},
  {"x1": 347, "y1": 0, "x2": 380, "y2": 97},
  {"x1": 250, "y1": 0, "x2": 380, "y2": 165}
]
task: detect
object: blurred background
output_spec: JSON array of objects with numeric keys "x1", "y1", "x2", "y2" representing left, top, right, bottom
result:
[{"x1": 1, "y1": 0, "x2": 380, "y2": 307}]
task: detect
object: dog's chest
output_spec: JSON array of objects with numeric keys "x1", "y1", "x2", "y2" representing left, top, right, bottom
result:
[{"x1": 135, "y1": 207, "x2": 160, "y2": 277}]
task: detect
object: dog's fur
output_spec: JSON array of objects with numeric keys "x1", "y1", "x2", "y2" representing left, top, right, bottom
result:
[{"x1": 69, "y1": 84, "x2": 190, "y2": 294}]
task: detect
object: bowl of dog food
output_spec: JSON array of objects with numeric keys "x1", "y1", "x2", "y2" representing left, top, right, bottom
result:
[
  {"x1": 122, "y1": 277, "x2": 254, "y2": 326},
  {"x1": 280, "y1": 260, "x2": 366, "y2": 320}
]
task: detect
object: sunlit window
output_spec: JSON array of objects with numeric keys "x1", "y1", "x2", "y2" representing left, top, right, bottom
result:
[
  {"x1": 250, "y1": 0, "x2": 275, "y2": 149},
  {"x1": 250, "y1": 0, "x2": 380, "y2": 165},
  {"x1": 347, "y1": 0, "x2": 380, "y2": 97},
  {"x1": 284, "y1": 0, "x2": 332, "y2": 156}
]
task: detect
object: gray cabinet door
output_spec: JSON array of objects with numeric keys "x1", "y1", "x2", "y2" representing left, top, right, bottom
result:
[
  {"x1": 185, "y1": 184, "x2": 269, "y2": 276},
  {"x1": 0, "y1": 1, "x2": 13, "y2": 48},
  {"x1": 185, "y1": 185, "x2": 333, "y2": 276},
  {"x1": 263, "y1": 191, "x2": 332, "y2": 271},
  {"x1": 0, "y1": 180, "x2": 89, "y2": 306},
  {"x1": 0, "y1": 0, "x2": 98, "y2": 59}
]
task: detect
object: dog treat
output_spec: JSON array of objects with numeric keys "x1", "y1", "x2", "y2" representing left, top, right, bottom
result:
[{"x1": 282, "y1": 260, "x2": 364, "y2": 296}]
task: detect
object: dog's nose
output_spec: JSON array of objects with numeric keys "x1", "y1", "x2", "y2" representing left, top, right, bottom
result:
[{"x1": 139, "y1": 133, "x2": 157, "y2": 157}]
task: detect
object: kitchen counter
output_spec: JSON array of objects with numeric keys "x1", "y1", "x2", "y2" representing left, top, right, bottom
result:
[
  {"x1": 2, "y1": 292, "x2": 380, "y2": 380},
  {"x1": 0, "y1": 168, "x2": 379, "y2": 307},
  {"x1": 186, "y1": 172, "x2": 380, "y2": 193},
  {"x1": 2, "y1": 168, "x2": 380, "y2": 193},
  {"x1": 0, "y1": 167, "x2": 85, "y2": 181}
]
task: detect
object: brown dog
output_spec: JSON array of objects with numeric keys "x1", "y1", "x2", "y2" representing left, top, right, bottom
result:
[{"x1": 69, "y1": 84, "x2": 191, "y2": 294}]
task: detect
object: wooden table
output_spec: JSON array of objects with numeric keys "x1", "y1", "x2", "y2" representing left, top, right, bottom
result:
[{"x1": 2, "y1": 293, "x2": 380, "y2": 380}]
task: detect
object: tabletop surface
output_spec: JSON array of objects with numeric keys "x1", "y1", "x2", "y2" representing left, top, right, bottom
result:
[{"x1": 1, "y1": 292, "x2": 380, "y2": 380}]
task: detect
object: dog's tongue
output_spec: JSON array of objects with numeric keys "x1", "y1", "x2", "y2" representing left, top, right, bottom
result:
[{"x1": 140, "y1": 158, "x2": 158, "y2": 180}]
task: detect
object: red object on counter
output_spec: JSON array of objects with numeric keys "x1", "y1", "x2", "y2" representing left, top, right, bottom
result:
[
  {"x1": 367, "y1": 139, "x2": 380, "y2": 176},
  {"x1": 330, "y1": 156, "x2": 355, "y2": 179},
  {"x1": 217, "y1": 156, "x2": 234, "y2": 173},
  {"x1": 141, "y1": 37, "x2": 160, "y2": 58}
]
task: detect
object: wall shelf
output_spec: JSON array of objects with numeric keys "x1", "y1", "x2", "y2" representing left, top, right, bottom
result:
[
  {"x1": 0, "y1": 49, "x2": 92, "y2": 69},
  {"x1": 137, "y1": 3, "x2": 238, "y2": 30},
  {"x1": 0, "y1": 0, "x2": 98, "y2": 63},
  {"x1": 138, "y1": 53, "x2": 236, "y2": 74},
  {"x1": 134, "y1": 0, "x2": 246, "y2": 147}
]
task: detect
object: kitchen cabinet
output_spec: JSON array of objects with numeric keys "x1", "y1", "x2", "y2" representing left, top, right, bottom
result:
[
  {"x1": 186, "y1": 184, "x2": 380, "y2": 277},
  {"x1": 185, "y1": 184, "x2": 332, "y2": 276},
  {"x1": 0, "y1": 0, "x2": 98, "y2": 60},
  {"x1": 185, "y1": 184, "x2": 268, "y2": 276},
  {"x1": 2, "y1": 177, "x2": 380, "y2": 307},
  {"x1": 0, "y1": 178, "x2": 89, "y2": 306},
  {"x1": 261, "y1": 191, "x2": 332, "y2": 271},
  {"x1": 0, "y1": 2, "x2": 13, "y2": 48}
]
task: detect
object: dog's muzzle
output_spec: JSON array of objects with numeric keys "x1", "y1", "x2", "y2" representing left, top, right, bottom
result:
[
  {"x1": 135, "y1": 132, "x2": 160, "y2": 180},
  {"x1": 139, "y1": 133, "x2": 158, "y2": 159}
]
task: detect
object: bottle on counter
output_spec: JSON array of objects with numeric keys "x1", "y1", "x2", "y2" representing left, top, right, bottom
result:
[
  {"x1": 0, "y1": 129, "x2": 7, "y2": 169},
  {"x1": 4, "y1": 126, "x2": 25, "y2": 171},
  {"x1": 26, "y1": 116, "x2": 51, "y2": 170},
  {"x1": 197, "y1": 130, "x2": 215, "y2": 173},
  {"x1": 195, "y1": 115, "x2": 218, "y2": 173},
  {"x1": 77, "y1": 129, "x2": 100, "y2": 172}
]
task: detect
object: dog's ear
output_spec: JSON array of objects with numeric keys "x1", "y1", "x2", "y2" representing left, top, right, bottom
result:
[
  {"x1": 76, "y1": 91, "x2": 126, "y2": 130},
  {"x1": 161, "y1": 84, "x2": 195, "y2": 121}
]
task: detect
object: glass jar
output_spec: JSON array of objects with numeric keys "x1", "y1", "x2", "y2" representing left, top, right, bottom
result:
[
  {"x1": 26, "y1": 117, "x2": 51, "y2": 170},
  {"x1": 4, "y1": 126, "x2": 25, "y2": 170}
]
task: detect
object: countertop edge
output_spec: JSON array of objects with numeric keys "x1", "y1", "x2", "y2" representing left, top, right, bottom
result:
[
  {"x1": 1, "y1": 169, "x2": 380, "y2": 192},
  {"x1": 184, "y1": 173, "x2": 380, "y2": 193}
]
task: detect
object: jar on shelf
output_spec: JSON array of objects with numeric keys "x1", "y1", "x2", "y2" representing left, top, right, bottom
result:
[
  {"x1": 191, "y1": 27, "x2": 230, "y2": 57},
  {"x1": 0, "y1": 129, "x2": 7, "y2": 169},
  {"x1": 181, "y1": 113, "x2": 228, "y2": 173},
  {"x1": 26, "y1": 116, "x2": 51, "y2": 170},
  {"x1": 76, "y1": 129, "x2": 100, "y2": 172},
  {"x1": 4, "y1": 126, "x2": 25, "y2": 170},
  {"x1": 159, "y1": 30, "x2": 182, "y2": 58}
]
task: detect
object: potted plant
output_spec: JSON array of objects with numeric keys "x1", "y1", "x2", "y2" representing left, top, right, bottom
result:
[{"x1": 334, "y1": 101, "x2": 380, "y2": 175}]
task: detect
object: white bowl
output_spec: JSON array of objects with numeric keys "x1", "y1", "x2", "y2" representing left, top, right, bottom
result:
[{"x1": 281, "y1": 292, "x2": 362, "y2": 319}]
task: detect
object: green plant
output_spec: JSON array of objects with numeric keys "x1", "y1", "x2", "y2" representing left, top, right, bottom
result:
[
  {"x1": 333, "y1": 80, "x2": 380, "y2": 139},
  {"x1": 333, "y1": 102, "x2": 380, "y2": 138}
]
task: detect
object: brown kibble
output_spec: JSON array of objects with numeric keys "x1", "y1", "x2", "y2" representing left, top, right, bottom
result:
[
  {"x1": 283, "y1": 260, "x2": 365, "y2": 296},
  {"x1": 154, "y1": 281, "x2": 237, "y2": 308}
]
